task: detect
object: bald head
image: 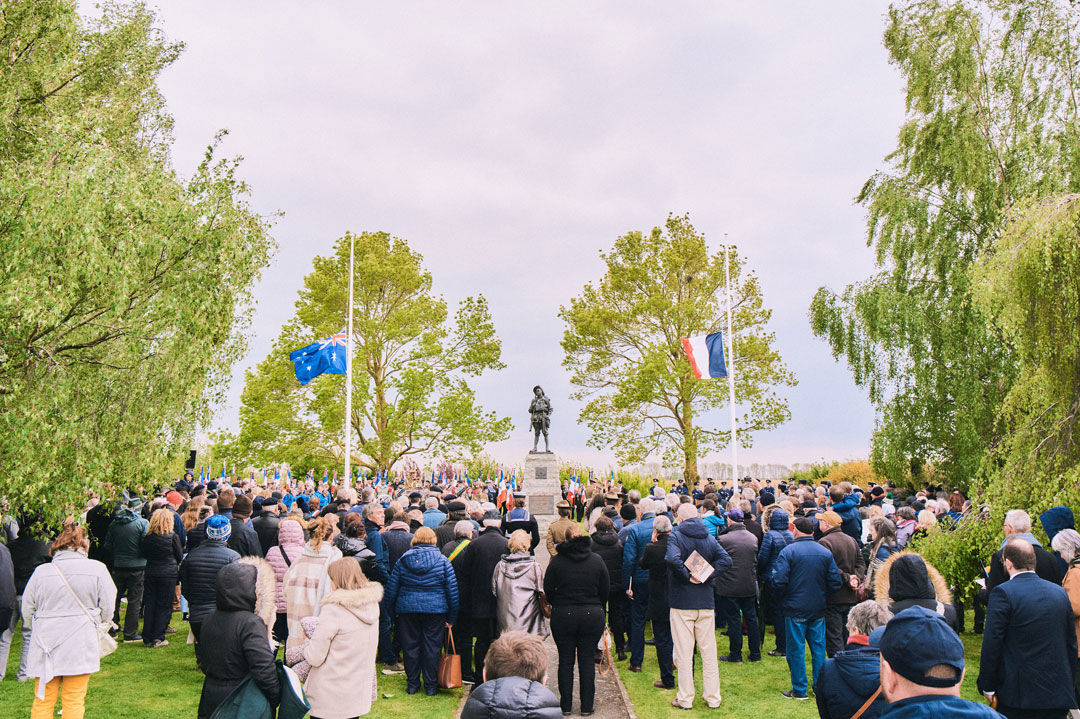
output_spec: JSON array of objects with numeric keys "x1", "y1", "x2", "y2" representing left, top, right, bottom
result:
[
  {"x1": 1003, "y1": 538, "x2": 1036, "y2": 574},
  {"x1": 677, "y1": 503, "x2": 698, "y2": 522}
]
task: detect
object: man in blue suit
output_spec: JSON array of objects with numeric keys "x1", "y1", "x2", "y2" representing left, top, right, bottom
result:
[{"x1": 978, "y1": 539, "x2": 1077, "y2": 719}]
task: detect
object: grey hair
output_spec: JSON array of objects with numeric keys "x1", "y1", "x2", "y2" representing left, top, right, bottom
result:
[
  {"x1": 628, "y1": 489, "x2": 641, "y2": 503},
  {"x1": 425, "y1": 496, "x2": 439, "y2": 510},
  {"x1": 653, "y1": 515, "x2": 673, "y2": 534},
  {"x1": 638, "y1": 498, "x2": 655, "y2": 515},
  {"x1": 1052, "y1": 528, "x2": 1080, "y2": 563},
  {"x1": 665, "y1": 494, "x2": 680, "y2": 510},
  {"x1": 846, "y1": 600, "x2": 892, "y2": 635},
  {"x1": 361, "y1": 502, "x2": 381, "y2": 520},
  {"x1": 917, "y1": 509, "x2": 937, "y2": 526},
  {"x1": 1004, "y1": 509, "x2": 1031, "y2": 534},
  {"x1": 361, "y1": 487, "x2": 375, "y2": 503},
  {"x1": 454, "y1": 520, "x2": 475, "y2": 540},
  {"x1": 466, "y1": 500, "x2": 481, "y2": 515}
]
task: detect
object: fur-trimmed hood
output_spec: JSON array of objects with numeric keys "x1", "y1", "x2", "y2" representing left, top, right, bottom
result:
[
  {"x1": 874, "y1": 551, "x2": 951, "y2": 606},
  {"x1": 320, "y1": 584, "x2": 383, "y2": 625},
  {"x1": 237, "y1": 555, "x2": 278, "y2": 643}
]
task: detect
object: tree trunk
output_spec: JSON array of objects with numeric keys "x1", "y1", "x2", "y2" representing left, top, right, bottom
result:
[{"x1": 681, "y1": 391, "x2": 699, "y2": 482}]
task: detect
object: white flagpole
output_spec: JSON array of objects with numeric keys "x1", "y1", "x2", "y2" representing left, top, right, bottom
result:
[
  {"x1": 343, "y1": 234, "x2": 355, "y2": 489},
  {"x1": 724, "y1": 240, "x2": 738, "y2": 483}
]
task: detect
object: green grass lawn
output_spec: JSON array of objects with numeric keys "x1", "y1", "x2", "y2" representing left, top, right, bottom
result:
[
  {"x1": 0, "y1": 612, "x2": 464, "y2": 719},
  {"x1": 615, "y1": 612, "x2": 990, "y2": 717}
]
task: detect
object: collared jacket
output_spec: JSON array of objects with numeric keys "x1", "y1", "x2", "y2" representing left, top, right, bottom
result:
[
  {"x1": 814, "y1": 645, "x2": 886, "y2": 719},
  {"x1": 461, "y1": 527, "x2": 509, "y2": 619},
  {"x1": 757, "y1": 509, "x2": 793, "y2": 583},
  {"x1": 589, "y1": 529, "x2": 623, "y2": 600},
  {"x1": 878, "y1": 696, "x2": 1005, "y2": 719},
  {"x1": 621, "y1": 512, "x2": 656, "y2": 590},
  {"x1": 384, "y1": 544, "x2": 459, "y2": 623},
  {"x1": 251, "y1": 513, "x2": 280, "y2": 556},
  {"x1": 639, "y1": 535, "x2": 670, "y2": 621},
  {"x1": 819, "y1": 526, "x2": 865, "y2": 605},
  {"x1": 771, "y1": 537, "x2": 843, "y2": 621},
  {"x1": 381, "y1": 521, "x2": 413, "y2": 575},
  {"x1": 715, "y1": 522, "x2": 758, "y2": 598},
  {"x1": 180, "y1": 538, "x2": 241, "y2": 623},
  {"x1": 664, "y1": 517, "x2": 732, "y2": 610},
  {"x1": 103, "y1": 507, "x2": 149, "y2": 569},
  {"x1": 832, "y1": 494, "x2": 863, "y2": 548}
]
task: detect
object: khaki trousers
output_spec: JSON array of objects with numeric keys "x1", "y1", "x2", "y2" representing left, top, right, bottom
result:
[{"x1": 670, "y1": 608, "x2": 721, "y2": 708}]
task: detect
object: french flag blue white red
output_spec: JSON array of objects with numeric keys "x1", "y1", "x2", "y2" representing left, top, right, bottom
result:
[{"x1": 681, "y1": 332, "x2": 728, "y2": 379}]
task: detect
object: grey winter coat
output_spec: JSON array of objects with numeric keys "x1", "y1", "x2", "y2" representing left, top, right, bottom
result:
[{"x1": 491, "y1": 551, "x2": 549, "y2": 637}]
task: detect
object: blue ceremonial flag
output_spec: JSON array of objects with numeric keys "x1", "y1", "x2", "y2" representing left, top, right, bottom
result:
[{"x1": 290, "y1": 329, "x2": 348, "y2": 386}]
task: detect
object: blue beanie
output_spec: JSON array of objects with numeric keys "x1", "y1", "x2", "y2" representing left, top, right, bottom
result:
[{"x1": 206, "y1": 514, "x2": 231, "y2": 541}]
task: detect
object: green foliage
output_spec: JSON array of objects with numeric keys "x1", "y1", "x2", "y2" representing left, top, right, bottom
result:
[
  {"x1": 809, "y1": 0, "x2": 1080, "y2": 490},
  {"x1": 560, "y1": 214, "x2": 795, "y2": 481},
  {"x1": 237, "y1": 231, "x2": 512, "y2": 473},
  {"x1": 0, "y1": 1, "x2": 274, "y2": 526}
]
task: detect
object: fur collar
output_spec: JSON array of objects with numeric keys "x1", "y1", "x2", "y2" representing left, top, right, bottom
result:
[
  {"x1": 873, "y1": 550, "x2": 952, "y2": 605},
  {"x1": 321, "y1": 584, "x2": 384, "y2": 608},
  {"x1": 237, "y1": 555, "x2": 278, "y2": 642}
]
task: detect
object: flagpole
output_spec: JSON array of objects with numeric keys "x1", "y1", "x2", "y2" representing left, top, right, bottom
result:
[
  {"x1": 343, "y1": 234, "x2": 355, "y2": 489},
  {"x1": 724, "y1": 239, "x2": 738, "y2": 483}
]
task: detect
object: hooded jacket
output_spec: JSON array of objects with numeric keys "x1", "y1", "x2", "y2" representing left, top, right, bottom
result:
[
  {"x1": 589, "y1": 529, "x2": 623, "y2": 598},
  {"x1": 303, "y1": 584, "x2": 383, "y2": 719},
  {"x1": 384, "y1": 543, "x2": 459, "y2": 622},
  {"x1": 664, "y1": 517, "x2": 733, "y2": 610},
  {"x1": 461, "y1": 676, "x2": 562, "y2": 719},
  {"x1": 701, "y1": 512, "x2": 726, "y2": 538},
  {"x1": 333, "y1": 534, "x2": 386, "y2": 584},
  {"x1": 180, "y1": 538, "x2": 241, "y2": 623},
  {"x1": 382, "y1": 521, "x2": 414, "y2": 574},
  {"x1": 197, "y1": 562, "x2": 280, "y2": 719},
  {"x1": 104, "y1": 507, "x2": 149, "y2": 569},
  {"x1": 814, "y1": 645, "x2": 887, "y2": 719},
  {"x1": 544, "y1": 535, "x2": 609, "y2": 607},
  {"x1": 832, "y1": 494, "x2": 863, "y2": 548},
  {"x1": 265, "y1": 520, "x2": 305, "y2": 614},
  {"x1": 771, "y1": 537, "x2": 843, "y2": 620},
  {"x1": 1040, "y1": 506, "x2": 1075, "y2": 543},
  {"x1": 715, "y1": 522, "x2": 758, "y2": 598},
  {"x1": 873, "y1": 552, "x2": 958, "y2": 632},
  {"x1": 757, "y1": 509, "x2": 793, "y2": 583},
  {"x1": 492, "y1": 551, "x2": 548, "y2": 636}
]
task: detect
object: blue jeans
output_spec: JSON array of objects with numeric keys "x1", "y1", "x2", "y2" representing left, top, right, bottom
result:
[
  {"x1": 785, "y1": 616, "x2": 826, "y2": 695},
  {"x1": 717, "y1": 595, "x2": 760, "y2": 660},
  {"x1": 628, "y1": 580, "x2": 649, "y2": 667}
]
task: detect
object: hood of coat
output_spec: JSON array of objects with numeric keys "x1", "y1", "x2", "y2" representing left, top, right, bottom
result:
[
  {"x1": 216, "y1": 562, "x2": 258, "y2": 612},
  {"x1": 591, "y1": 530, "x2": 619, "y2": 548},
  {"x1": 874, "y1": 551, "x2": 951, "y2": 605},
  {"x1": 237, "y1": 555, "x2": 277, "y2": 631},
  {"x1": 277, "y1": 520, "x2": 305, "y2": 548},
  {"x1": 321, "y1": 584, "x2": 383, "y2": 624},
  {"x1": 556, "y1": 535, "x2": 593, "y2": 560},
  {"x1": 334, "y1": 534, "x2": 370, "y2": 557},
  {"x1": 1041, "y1": 506, "x2": 1075, "y2": 542},
  {"x1": 768, "y1": 509, "x2": 790, "y2": 531},
  {"x1": 497, "y1": 552, "x2": 536, "y2": 579},
  {"x1": 386, "y1": 521, "x2": 411, "y2": 532},
  {"x1": 113, "y1": 507, "x2": 140, "y2": 525},
  {"x1": 675, "y1": 517, "x2": 708, "y2": 539}
]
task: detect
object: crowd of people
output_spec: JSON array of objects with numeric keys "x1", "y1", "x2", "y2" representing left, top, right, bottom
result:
[{"x1": 0, "y1": 472, "x2": 1078, "y2": 719}]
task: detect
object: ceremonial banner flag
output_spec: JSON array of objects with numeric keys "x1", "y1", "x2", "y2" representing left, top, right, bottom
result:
[
  {"x1": 290, "y1": 329, "x2": 348, "y2": 386},
  {"x1": 680, "y1": 332, "x2": 728, "y2": 379}
]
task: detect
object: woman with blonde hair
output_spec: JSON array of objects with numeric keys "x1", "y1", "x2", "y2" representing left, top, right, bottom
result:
[
  {"x1": 303, "y1": 558, "x2": 384, "y2": 718},
  {"x1": 22, "y1": 524, "x2": 117, "y2": 719},
  {"x1": 141, "y1": 508, "x2": 183, "y2": 647},
  {"x1": 282, "y1": 516, "x2": 342, "y2": 650},
  {"x1": 384, "y1": 527, "x2": 459, "y2": 695},
  {"x1": 492, "y1": 529, "x2": 548, "y2": 637},
  {"x1": 181, "y1": 496, "x2": 205, "y2": 532}
]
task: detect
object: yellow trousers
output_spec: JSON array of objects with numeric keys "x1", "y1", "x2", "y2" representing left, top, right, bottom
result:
[{"x1": 32, "y1": 674, "x2": 90, "y2": 719}]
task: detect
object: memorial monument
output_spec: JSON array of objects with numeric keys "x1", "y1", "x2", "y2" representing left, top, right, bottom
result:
[{"x1": 524, "y1": 385, "x2": 560, "y2": 526}]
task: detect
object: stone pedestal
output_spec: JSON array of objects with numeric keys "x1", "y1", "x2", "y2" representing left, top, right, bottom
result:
[{"x1": 524, "y1": 451, "x2": 560, "y2": 543}]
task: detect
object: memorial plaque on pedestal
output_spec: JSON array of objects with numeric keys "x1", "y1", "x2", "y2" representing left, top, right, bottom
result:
[{"x1": 529, "y1": 494, "x2": 555, "y2": 516}]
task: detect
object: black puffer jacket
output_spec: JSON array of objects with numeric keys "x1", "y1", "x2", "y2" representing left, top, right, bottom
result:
[
  {"x1": 334, "y1": 534, "x2": 387, "y2": 584},
  {"x1": 462, "y1": 676, "x2": 562, "y2": 719},
  {"x1": 589, "y1": 529, "x2": 623, "y2": 601},
  {"x1": 180, "y1": 538, "x2": 240, "y2": 623},
  {"x1": 544, "y1": 535, "x2": 608, "y2": 607},
  {"x1": 142, "y1": 531, "x2": 183, "y2": 580},
  {"x1": 197, "y1": 563, "x2": 280, "y2": 719}
]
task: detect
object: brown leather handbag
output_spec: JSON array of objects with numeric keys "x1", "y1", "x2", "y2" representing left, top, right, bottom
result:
[
  {"x1": 533, "y1": 563, "x2": 552, "y2": 618},
  {"x1": 437, "y1": 628, "x2": 462, "y2": 689}
]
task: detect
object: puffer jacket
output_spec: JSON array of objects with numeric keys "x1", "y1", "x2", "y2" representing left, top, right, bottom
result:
[
  {"x1": 589, "y1": 529, "x2": 623, "y2": 599},
  {"x1": 873, "y1": 552, "x2": 958, "y2": 633},
  {"x1": 771, "y1": 537, "x2": 843, "y2": 620},
  {"x1": 265, "y1": 519, "x2": 305, "y2": 614},
  {"x1": 664, "y1": 517, "x2": 732, "y2": 610},
  {"x1": 384, "y1": 544, "x2": 459, "y2": 623},
  {"x1": 196, "y1": 563, "x2": 280, "y2": 719},
  {"x1": 141, "y1": 531, "x2": 183, "y2": 580},
  {"x1": 715, "y1": 522, "x2": 758, "y2": 597},
  {"x1": 621, "y1": 512, "x2": 656, "y2": 590},
  {"x1": 333, "y1": 534, "x2": 386, "y2": 584},
  {"x1": 757, "y1": 509, "x2": 793, "y2": 583},
  {"x1": 544, "y1": 535, "x2": 608, "y2": 607},
  {"x1": 104, "y1": 507, "x2": 149, "y2": 569},
  {"x1": 814, "y1": 646, "x2": 887, "y2": 719},
  {"x1": 180, "y1": 538, "x2": 241, "y2": 623},
  {"x1": 462, "y1": 675, "x2": 562, "y2": 719}
]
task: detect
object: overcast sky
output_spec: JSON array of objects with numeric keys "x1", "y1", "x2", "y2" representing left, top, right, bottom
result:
[{"x1": 143, "y1": 1, "x2": 906, "y2": 473}]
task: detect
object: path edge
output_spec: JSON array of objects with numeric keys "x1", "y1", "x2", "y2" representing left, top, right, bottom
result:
[{"x1": 610, "y1": 664, "x2": 637, "y2": 719}]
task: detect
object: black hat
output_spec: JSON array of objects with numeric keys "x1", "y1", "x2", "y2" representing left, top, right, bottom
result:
[
  {"x1": 793, "y1": 517, "x2": 815, "y2": 534},
  {"x1": 759, "y1": 491, "x2": 775, "y2": 506},
  {"x1": 447, "y1": 500, "x2": 466, "y2": 512},
  {"x1": 879, "y1": 606, "x2": 964, "y2": 687},
  {"x1": 408, "y1": 491, "x2": 422, "y2": 500},
  {"x1": 429, "y1": 486, "x2": 443, "y2": 494}
]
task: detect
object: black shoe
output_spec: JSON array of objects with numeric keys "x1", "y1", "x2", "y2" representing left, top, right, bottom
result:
[
  {"x1": 628, "y1": 665, "x2": 642, "y2": 672},
  {"x1": 425, "y1": 688, "x2": 439, "y2": 696},
  {"x1": 748, "y1": 655, "x2": 762, "y2": 662},
  {"x1": 617, "y1": 651, "x2": 627, "y2": 662},
  {"x1": 781, "y1": 690, "x2": 809, "y2": 700},
  {"x1": 718, "y1": 655, "x2": 742, "y2": 663},
  {"x1": 124, "y1": 634, "x2": 142, "y2": 643},
  {"x1": 406, "y1": 687, "x2": 419, "y2": 695},
  {"x1": 767, "y1": 649, "x2": 785, "y2": 657}
]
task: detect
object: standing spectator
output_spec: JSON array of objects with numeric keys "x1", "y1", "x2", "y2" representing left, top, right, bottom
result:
[
  {"x1": 435, "y1": 500, "x2": 468, "y2": 549},
  {"x1": 384, "y1": 527, "x2": 459, "y2": 696},
  {"x1": 817, "y1": 510, "x2": 865, "y2": 656},
  {"x1": 492, "y1": 530, "x2": 548, "y2": 637},
  {"x1": 814, "y1": 600, "x2": 892, "y2": 719},
  {"x1": 141, "y1": 508, "x2": 182, "y2": 648},
  {"x1": 758, "y1": 507, "x2": 793, "y2": 657},
  {"x1": 590, "y1": 516, "x2": 627, "y2": 661},
  {"x1": 360, "y1": 502, "x2": 395, "y2": 669},
  {"x1": 622, "y1": 498, "x2": 657, "y2": 672},
  {"x1": 874, "y1": 553, "x2": 959, "y2": 633},
  {"x1": 197, "y1": 562, "x2": 280, "y2": 719},
  {"x1": 22, "y1": 524, "x2": 116, "y2": 719},
  {"x1": 0, "y1": 540, "x2": 13, "y2": 652},
  {"x1": 442, "y1": 520, "x2": 476, "y2": 684},
  {"x1": 282, "y1": 516, "x2": 342, "y2": 650},
  {"x1": 302, "y1": 558, "x2": 383, "y2": 719},
  {"x1": 986, "y1": 509, "x2": 1063, "y2": 591},
  {"x1": 639, "y1": 515, "x2": 674, "y2": 690},
  {"x1": 502, "y1": 494, "x2": 541, "y2": 553},
  {"x1": 251, "y1": 498, "x2": 281, "y2": 556},
  {"x1": 180, "y1": 514, "x2": 240, "y2": 648},
  {"x1": 265, "y1": 517, "x2": 304, "y2": 644},
  {"x1": 422, "y1": 497, "x2": 447, "y2": 529},
  {"x1": 382, "y1": 508, "x2": 414, "y2": 575},
  {"x1": 461, "y1": 631, "x2": 561, "y2": 719},
  {"x1": 545, "y1": 500, "x2": 577, "y2": 557},
  {"x1": 461, "y1": 510, "x2": 509, "y2": 682},
  {"x1": 103, "y1": 495, "x2": 148, "y2": 642},
  {"x1": 544, "y1": 524, "x2": 609, "y2": 716},
  {"x1": 664, "y1": 503, "x2": 732, "y2": 710},
  {"x1": 894, "y1": 506, "x2": 918, "y2": 549},
  {"x1": 978, "y1": 539, "x2": 1077, "y2": 718},
  {"x1": 0, "y1": 517, "x2": 50, "y2": 682},
  {"x1": 1053, "y1": 528, "x2": 1080, "y2": 705},
  {"x1": 334, "y1": 513, "x2": 385, "y2": 583},
  {"x1": 771, "y1": 516, "x2": 843, "y2": 700},
  {"x1": 227, "y1": 495, "x2": 263, "y2": 558},
  {"x1": 715, "y1": 508, "x2": 761, "y2": 663}
]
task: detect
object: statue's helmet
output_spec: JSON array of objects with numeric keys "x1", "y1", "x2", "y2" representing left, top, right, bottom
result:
[{"x1": 533, "y1": 385, "x2": 544, "y2": 395}]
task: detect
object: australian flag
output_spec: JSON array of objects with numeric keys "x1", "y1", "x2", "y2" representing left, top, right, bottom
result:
[{"x1": 290, "y1": 329, "x2": 348, "y2": 386}]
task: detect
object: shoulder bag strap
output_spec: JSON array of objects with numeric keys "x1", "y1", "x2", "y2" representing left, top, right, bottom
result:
[
  {"x1": 53, "y1": 562, "x2": 105, "y2": 629},
  {"x1": 850, "y1": 686, "x2": 882, "y2": 719},
  {"x1": 280, "y1": 546, "x2": 292, "y2": 567}
]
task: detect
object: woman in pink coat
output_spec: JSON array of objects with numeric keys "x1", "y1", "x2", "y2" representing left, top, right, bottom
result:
[{"x1": 266, "y1": 517, "x2": 306, "y2": 643}]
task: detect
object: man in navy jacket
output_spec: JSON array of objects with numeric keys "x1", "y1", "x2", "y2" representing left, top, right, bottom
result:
[
  {"x1": 772, "y1": 517, "x2": 843, "y2": 700},
  {"x1": 977, "y1": 539, "x2": 1077, "y2": 719}
]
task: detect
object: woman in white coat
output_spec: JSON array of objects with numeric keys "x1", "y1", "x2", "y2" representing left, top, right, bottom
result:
[
  {"x1": 303, "y1": 557, "x2": 383, "y2": 718},
  {"x1": 22, "y1": 523, "x2": 117, "y2": 719}
]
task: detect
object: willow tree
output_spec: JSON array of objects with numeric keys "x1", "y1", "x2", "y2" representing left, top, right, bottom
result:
[
  {"x1": 560, "y1": 214, "x2": 795, "y2": 481},
  {"x1": 236, "y1": 232, "x2": 512, "y2": 473},
  {"x1": 0, "y1": 1, "x2": 275, "y2": 525},
  {"x1": 809, "y1": 0, "x2": 1080, "y2": 488}
]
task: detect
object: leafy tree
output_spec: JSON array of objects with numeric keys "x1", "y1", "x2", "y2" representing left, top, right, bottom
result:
[
  {"x1": 809, "y1": 0, "x2": 1080, "y2": 489},
  {"x1": 237, "y1": 231, "x2": 512, "y2": 473},
  {"x1": 560, "y1": 214, "x2": 795, "y2": 481},
  {"x1": 0, "y1": 1, "x2": 274, "y2": 526}
]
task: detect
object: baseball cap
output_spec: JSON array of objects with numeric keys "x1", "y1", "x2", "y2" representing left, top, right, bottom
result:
[{"x1": 879, "y1": 606, "x2": 964, "y2": 687}]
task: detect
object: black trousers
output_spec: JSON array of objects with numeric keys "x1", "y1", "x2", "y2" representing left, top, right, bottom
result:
[
  {"x1": 996, "y1": 707, "x2": 1068, "y2": 719},
  {"x1": 607, "y1": 592, "x2": 628, "y2": 653},
  {"x1": 398, "y1": 612, "x2": 445, "y2": 692},
  {"x1": 824, "y1": 603, "x2": 853, "y2": 658},
  {"x1": 472, "y1": 616, "x2": 497, "y2": 681},
  {"x1": 142, "y1": 575, "x2": 174, "y2": 643},
  {"x1": 551, "y1": 604, "x2": 606, "y2": 714},
  {"x1": 272, "y1": 612, "x2": 289, "y2": 644},
  {"x1": 651, "y1": 615, "x2": 675, "y2": 688},
  {"x1": 111, "y1": 567, "x2": 145, "y2": 639},
  {"x1": 718, "y1": 594, "x2": 760, "y2": 660},
  {"x1": 450, "y1": 612, "x2": 474, "y2": 681}
]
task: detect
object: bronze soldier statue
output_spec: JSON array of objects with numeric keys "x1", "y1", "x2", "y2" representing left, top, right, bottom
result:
[{"x1": 529, "y1": 385, "x2": 552, "y2": 453}]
